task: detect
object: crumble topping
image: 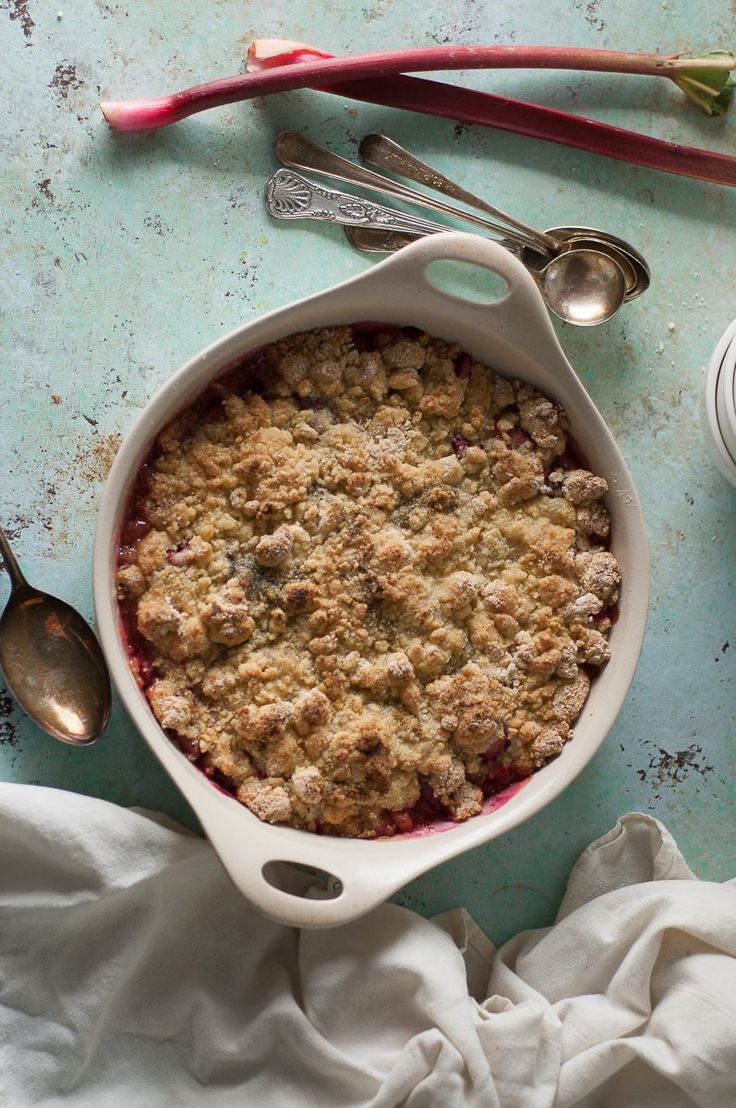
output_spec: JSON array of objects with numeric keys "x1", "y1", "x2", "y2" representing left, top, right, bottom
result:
[{"x1": 117, "y1": 325, "x2": 620, "y2": 838}]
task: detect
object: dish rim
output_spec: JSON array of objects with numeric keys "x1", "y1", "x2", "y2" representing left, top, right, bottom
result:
[{"x1": 93, "y1": 233, "x2": 650, "y2": 927}]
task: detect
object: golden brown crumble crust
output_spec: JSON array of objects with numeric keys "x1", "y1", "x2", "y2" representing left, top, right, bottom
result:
[{"x1": 118, "y1": 325, "x2": 620, "y2": 838}]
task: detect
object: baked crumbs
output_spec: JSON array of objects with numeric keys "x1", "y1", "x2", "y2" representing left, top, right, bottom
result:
[{"x1": 117, "y1": 325, "x2": 620, "y2": 838}]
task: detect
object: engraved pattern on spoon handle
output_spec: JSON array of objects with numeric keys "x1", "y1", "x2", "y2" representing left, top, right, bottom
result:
[
  {"x1": 359, "y1": 134, "x2": 556, "y2": 253},
  {"x1": 0, "y1": 527, "x2": 26, "y2": 590},
  {"x1": 266, "y1": 169, "x2": 448, "y2": 237},
  {"x1": 273, "y1": 132, "x2": 538, "y2": 252}
]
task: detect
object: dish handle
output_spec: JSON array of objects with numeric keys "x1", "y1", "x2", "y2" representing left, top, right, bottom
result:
[
  {"x1": 201, "y1": 800, "x2": 417, "y2": 929},
  {"x1": 364, "y1": 231, "x2": 568, "y2": 376}
]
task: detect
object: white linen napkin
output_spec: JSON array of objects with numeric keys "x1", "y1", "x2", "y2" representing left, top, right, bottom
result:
[{"x1": 1, "y1": 782, "x2": 735, "y2": 1107}]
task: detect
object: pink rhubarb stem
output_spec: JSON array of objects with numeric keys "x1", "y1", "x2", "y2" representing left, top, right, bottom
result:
[
  {"x1": 99, "y1": 38, "x2": 736, "y2": 185},
  {"x1": 316, "y1": 73, "x2": 736, "y2": 187},
  {"x1": 253, "y1": 41, "x2": 736, "y2": 187},
  {"x1": 100, "y1": 44, "x2": 722, "y2": 131}
]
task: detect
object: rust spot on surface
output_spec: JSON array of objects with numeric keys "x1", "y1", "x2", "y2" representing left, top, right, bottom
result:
[
  {"x1": 3, "y1": 0, "x2": 34, "y2": 40},
  {"x1": 0, "y1": 689, "x2": 18, "y2": 747},
  {"x1": 636, "y1": 744, "x2": 714, "y2": 791},
  {"x1": 143, "y1": 214, "x2": 171, "y2": 236},
  {"x1": 50, "y1": 393, "x2": 62, "y2": 404},
  {"x1": 75, "y1": 433, "x2": 122, "y2": 483},
  {"x1": 50, "y1": 62, "x2": 83, "y2": 100},
  {"x1": 573, "y1": 0, "x2": 605, "y2": 30},
  {"x1": 35, "y1": 178, "x2": 53, "y2": 202}
]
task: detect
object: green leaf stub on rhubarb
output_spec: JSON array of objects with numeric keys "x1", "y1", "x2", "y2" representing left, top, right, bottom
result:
[{"x1": 674, "y1": 51, "x2": 736, "y2": 116}]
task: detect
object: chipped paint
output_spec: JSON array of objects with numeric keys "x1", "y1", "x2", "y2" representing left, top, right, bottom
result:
[
  {"x1": 0, "y1": 690, "x2": 18, "y2": 747},
  {"x1": 75, "y1": 432, "x2": 122, "y2": 483},
  {"x1": 3, "y1": 0, "x2": 34, "y2": 40},
  {"x1": 35, "y1": 178, "x2": 54, "y2": 202},
  {"x1": 573, "y1": 0, "x2": 606, "y2": 31},
  {"x1": 49, "y1": 62, "x2": 83, "y2": 99},
  {"x1": 636, "y1": 744, "x2": 715, "y2": 793}
]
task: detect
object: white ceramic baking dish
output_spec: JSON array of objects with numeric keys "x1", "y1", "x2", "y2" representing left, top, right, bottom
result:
[
  {"x1": 702, "y1": 316, "x2": 736, "y2": 487},
  {"x1": 94, "y1": 233, "x2": 649, "y2": 929}
]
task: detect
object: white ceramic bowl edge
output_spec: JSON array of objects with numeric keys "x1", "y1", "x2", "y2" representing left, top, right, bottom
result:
[{"x1": 94, "y1": 234, "x2": 650, "y2": 928}]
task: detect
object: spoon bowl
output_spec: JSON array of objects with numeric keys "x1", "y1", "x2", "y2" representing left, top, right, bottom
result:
[
  {"x1": 523, "y1": 227, "x2": 650, "y2": 301},
  {"x1": 539, "y1": 249, "x2": 627, "y2": 326},
  {"x1": 0, "y1": 529, "x2": 111, "y2": 746}
]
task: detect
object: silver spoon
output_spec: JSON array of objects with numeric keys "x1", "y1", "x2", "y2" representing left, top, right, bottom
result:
[
  {"x1": 359, "y1": 134, "x2": 648, "y2": 298},
  {"x1": 522, "y1": 227, "x2": 650, "y2": 301},
  {"x1": 0, "y1": 528, "x2": 111, "y2": 745},
  {"x1": 274, "y1": 132, "x2": 542, "y2": 254},
  {"x1": 266, "y1": 167, "x2": 451, "y2": 239},
  {"x1": 266, "y1": 170, "x2": 627, "y2": 326},
  {"x1": 540, "y1": 247, "x2": 626, "y2": 326},
  {"x1": 359, "y1": 132, "x2": 557, "y2": 254}
]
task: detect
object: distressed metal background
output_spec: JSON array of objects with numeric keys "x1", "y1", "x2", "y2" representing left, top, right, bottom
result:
[{"x1": 2, "y1": 0, "x2": 735, "y2": 942}]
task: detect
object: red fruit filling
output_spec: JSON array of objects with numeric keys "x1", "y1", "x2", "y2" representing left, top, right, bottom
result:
[
  {"x1": 215, "y1": 346, "x2": 273, "y2": 398},
  {"x1": 482, "y1": 737, "x2": 509, "y2": 762},
  {"x1": 350, "y1": 321, "x2": 402, "y2": 351},
  {"x1": 166, "y1": 540, "x2": 190, "y2": 566},
  {"x1": 481, "y1": 762, "x2": 525, "y2": 798},
  {"x1": 454, "y1": 351, "x2": 472, "y2": 378},
  {"x1": 121, "y1": 517, "x2": 149, "y2": 543},
  {"x1": 391, "y1": 810, "x2": 415, "y2": 834},
  {"x1": 593, "y1": 603, "x2": 620, "y2": 627},
  {"x1": 509, "y1": 427, "x2": 532, "y2": 449},
  {"x1": 451, "y1": 435, "x2": 472, "y2": 457},
  {"x1": 171, "y1": 730, "x2": 200, "y2": 762}
]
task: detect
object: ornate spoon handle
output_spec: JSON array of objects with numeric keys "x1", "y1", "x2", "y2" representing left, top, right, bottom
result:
[
  {"x1": 359, "y1": 133, "x2": 556, "y2": 254},
  {"x1": 273, "y1": 132, "x2": 539, "y2": 252},
  {"x1": 265, "y1": 169, "x2": 448, "y2": 238}
]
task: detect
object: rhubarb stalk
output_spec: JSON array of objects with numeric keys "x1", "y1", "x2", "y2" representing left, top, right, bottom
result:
[
  {"x1": 100, "y1": 42, "x2": 736, "y2": 131},
  {"x1": 310, "y1": 74, "x2": 736, "y2": 188},
  {"x1": 98, "y1": 39, "x2": 736, "y2": 186},
  {"x1": 250, "y1": 40, "x2": 736, "y2": 188}
]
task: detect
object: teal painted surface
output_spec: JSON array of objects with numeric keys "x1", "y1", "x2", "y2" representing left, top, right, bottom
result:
[{"x1": 1, "y1": 0, "x2": 735, "y2": 944}]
